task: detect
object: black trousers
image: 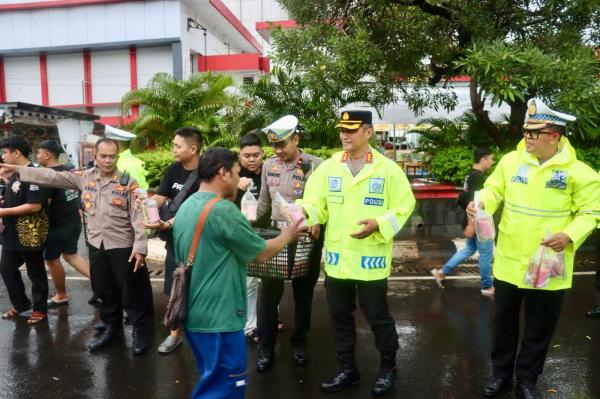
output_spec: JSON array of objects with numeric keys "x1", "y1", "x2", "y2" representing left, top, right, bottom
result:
[
  {"x1": 492, "y1": 279, "x2": 565, "y2": 383},
  {"x1": 0, "y1": 247, "x2": 48, "y2": 312},
  {"x1": 325, "y1": 275, "x2": 399, "y2": 367},
  {"x1": 88, "y1": 245, "x2": 153, "y2": 326},
  {"x1": 258, "y1": 232, "x2": 324, "y2": 353}
]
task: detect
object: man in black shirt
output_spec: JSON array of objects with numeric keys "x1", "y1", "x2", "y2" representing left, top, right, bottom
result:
[
  {"x1": 148, "y1": 127, "x2": 202, "y2": 354},
  {"x1": 431, "y1": 147, "x2": 496, "y2": 295},
  {"x1": 235, "y1": 132, "x2": 265, "y2": 342},
  {"x1": 0, "y1": 135, "x2": 50, "y2": 325},
  {"x1": 36, "y1": 140, "x2": 91, "y2": 307}
]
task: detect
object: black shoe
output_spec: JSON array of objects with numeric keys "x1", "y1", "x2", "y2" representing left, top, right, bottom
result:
[
  {"x1": 371, "y1": 367, "x2": 396, "y2": 396},
  {"x1": 515, "y1": 380, "x2": 541, "y2": 399},
  {"x1": 293, "y1": 347, "x2": 308, "y2": 366},
  {"x1": 320, "y1": 368, "x2": 361, "y2": 393},
  {"x1": 132, "y1": 326, "x2": 148, "y2": 356},
  {"x1": 94, "y1": 322, "x2": 107, "y2": 333},
  {"x1": 585, "y1": 305, "x2": 600, "y2": 318},
  {"x1": 88, "y1": 324, "x2": 117, "y2": 352},
  {"x1": 256, "y1": 349, "x2": 274, "y2": 372},
  {"x1": 481, "y1": 375, "x2": 511, "y2": 397}
]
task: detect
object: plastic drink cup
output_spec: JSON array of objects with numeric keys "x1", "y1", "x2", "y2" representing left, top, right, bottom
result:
[
  {"x1": 287, "y1": 204, "x2": 307, "y2": 227},
  {"x1": 143, "y1": 198, "x2": 160, "y2": 224},
  {"x1": 242, "y1": 202, "x2": 258, "y2": 222}
]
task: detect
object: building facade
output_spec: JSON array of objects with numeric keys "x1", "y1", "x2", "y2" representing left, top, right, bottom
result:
[{"x1": 0, "y1": 0, "x2": 290, "y2": 125}]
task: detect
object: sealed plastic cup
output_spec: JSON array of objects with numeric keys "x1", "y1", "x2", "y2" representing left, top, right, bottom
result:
[{"x1": 143, "y1": 198, "x2": 160, "y2": 224}]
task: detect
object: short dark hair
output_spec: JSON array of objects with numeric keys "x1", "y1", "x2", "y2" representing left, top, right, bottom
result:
[
  {"x1": 474, "y1": 147, "x2": 493, "y2": 163},
  {"x1": 239, "y1": 132, "x2": 262, "y2": 149},
  {"x1": 548, "y1": 124, "x2": 566, "y2": 136},
  {"x1": 197, "y1": 147, "x2": 238, "y2": 182},
  {"x1": 95, "y1": 138, "x2": 119, "y2": 152},
  {"x1": 0, "y1": 135, "x2": 32, "y2": 157},
  {"x1": 174, "y1": 127, "x2": 203, "y2": 148},
  {"x1": 39, "y1": 139, "x2": 65, "y2": 159}
]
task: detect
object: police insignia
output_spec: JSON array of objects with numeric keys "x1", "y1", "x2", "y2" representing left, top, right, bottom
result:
[
  {"x1": 88, "y1": 181, "x2": 96, "y2": 187},
  {"x1": 342, "y1": 112, "x2": 349, "y2": 120},
  {"x1": 365, "y1": 152, "x2": 373, "y2": 163},
  {"x1": 369, "y1": 178, "x2": 384, "y2": 194},
  {"x1": 328, "y1": 177, "x2": 342, "y2": 192},
  {"x1": 511, "y1": 165, "x2": 530, "y2": 184},
  {"x1": 83, "y1": 192, "x2": 92, "y2": 200},
  {"x1": 272, "y1": 165, "x2": 279, "y2": 171},
  {"x1": 84, "y1": 201, "x2": 92, "y2": 210},
  {"x1": 528, "y1": 100, "x2": 536, "y2": 115},
  {"x1": 364, "y1": 197, "x2": 384, "y2": 206},
  {"x1": 546, "y1": 170, "x2": 568, "y2": 190},
  {"x1": 116, "y1": 185, "x2": 126, "y2": 192},
  {"x1": 112, "y1": 197, "x2": 123, "y2": 206}
]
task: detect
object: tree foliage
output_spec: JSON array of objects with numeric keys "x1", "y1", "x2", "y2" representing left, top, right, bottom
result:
[
  {"x1": 120, "y1": 72, "x2": 239, "y2": 145},
  {"x1": 274, "y1": 0, "x2": 600, "y2": 147}
]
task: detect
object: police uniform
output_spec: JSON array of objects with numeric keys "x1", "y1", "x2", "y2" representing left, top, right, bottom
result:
[
  {"x1": 105, "y1": 125, "x2": 149, "y2": 189},
  {"x1": 17, "y1": 166, "x2": 153, "y2": 336},
  {"x1": 297, "y1": 110, "x2": 416, "y2": 394},
  {"x1": 478, "y1": 99, "x2": 600, "y2": 394},
  {"x1": 255, "y1": 115, "x2": 324, "y2": 367}
]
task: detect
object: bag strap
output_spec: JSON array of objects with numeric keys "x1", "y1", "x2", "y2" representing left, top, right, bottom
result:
[
  {"x1": 186, "y1": 196, "x2": 221, "y2": 267},
  {"x1": 172, "y1": 169, "x2": 198, "y2": 209}
]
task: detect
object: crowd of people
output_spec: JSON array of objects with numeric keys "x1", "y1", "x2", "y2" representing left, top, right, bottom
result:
[{"x1": 0, "y1": 98, "x2": 598, "y2": 399}]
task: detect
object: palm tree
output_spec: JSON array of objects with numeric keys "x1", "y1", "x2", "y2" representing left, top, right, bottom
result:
[{"x1": 120, "y1": 72, "x2": 237, "y2": 144}]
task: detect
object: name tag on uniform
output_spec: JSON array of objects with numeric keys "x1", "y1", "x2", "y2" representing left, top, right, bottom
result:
[
  {"x1": 369, "y1": 178, "x2": 385, "y2": 194},
  {"x1": 546, "y1": 170, "x2": 567, "y2": 190},
  {"x1": 511, "y1": 165, "x2": 530, "y2": 184},
  {"x1": 328, "y1": 177, "x2": 342, "y2": 192},
  {"x1": 364, "y1": 197, "x2": 384, "y2": 206}
]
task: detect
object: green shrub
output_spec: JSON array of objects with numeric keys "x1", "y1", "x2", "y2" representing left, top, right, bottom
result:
[
  {"x1": 430, "y1": 146, "x2": 473, "y2": 185},
  {"x1": 577, "y1": 147, "x2": 600, "y2": 171},
  {"x1": 137, "y1": 149, "x2": 173, "y2": 188}
]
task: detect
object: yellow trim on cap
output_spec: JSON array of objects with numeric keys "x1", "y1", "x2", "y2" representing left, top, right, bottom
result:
[
  {"x1": 336, "y1": 122, "x2": 362, "y2": 129},
  {"x1": 523, "y1": 121, "x2": 552, "y2": 130}
]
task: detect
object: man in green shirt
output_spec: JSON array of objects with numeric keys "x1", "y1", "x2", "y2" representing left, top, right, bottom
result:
[{"x1": 173, "y1": 147, "x2": 306, "y2": 399}]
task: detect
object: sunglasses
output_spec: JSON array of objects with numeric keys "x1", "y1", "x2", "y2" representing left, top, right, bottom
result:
[{"x1": 522, "y1": 130, "x2": 558, "y2": 140}]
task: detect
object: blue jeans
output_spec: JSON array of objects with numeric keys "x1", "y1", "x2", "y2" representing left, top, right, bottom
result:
[
  {"x1": 442, "y1": 237, "x2": 493, "y2": 289},
  {"x1": 185, "y1": 330, "x2": 247, "y2": 399}
]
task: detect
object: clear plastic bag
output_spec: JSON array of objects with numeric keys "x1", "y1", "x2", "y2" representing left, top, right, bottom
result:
[
  {"x1": 473, "y1": 191, "x2": 495, "y2": 242},
  {"x1": 274, "y1": 192, "x2": 306, "y2": 227},
  {"x1": 523, "y1": 233, "x2": 566, "y2": 288},
  {"x1": 241, "y1": 184, "x2": 258, "y2": 222}
]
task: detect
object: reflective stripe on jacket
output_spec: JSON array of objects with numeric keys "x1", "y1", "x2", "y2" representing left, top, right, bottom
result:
[
  {"x1": 480, "y1": 137, "x2": 600, "y2": 290},
  {"x1": 297, "y1": 147, "x2": 415, "y2": 281}
]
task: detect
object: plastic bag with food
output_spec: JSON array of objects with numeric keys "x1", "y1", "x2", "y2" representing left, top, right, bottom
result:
[
  {"x1": 473, "y1": 191, "x2": 496, "y2": 242},
  {"x1": 274, "y1": 192, "x2": 306, "y2": 227},
  {"x1": 240, "y1": 185, "x2": 258, "y2": 222},
  {"x1": 523, "y1": 234, "x2": 566, "y2": 288}
]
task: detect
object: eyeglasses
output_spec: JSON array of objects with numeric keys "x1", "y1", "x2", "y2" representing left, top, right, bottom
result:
[{"x1": 522, "y1": 130, "x2": 557, "y2": 140}]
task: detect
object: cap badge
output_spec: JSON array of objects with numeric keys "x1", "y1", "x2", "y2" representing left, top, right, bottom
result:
[
  {"x1": 342, "y1": 112, "x2": 349, "y2": 120},
  {"x1": 528, "y1": 101, "x2": 536, "y2": 115}
]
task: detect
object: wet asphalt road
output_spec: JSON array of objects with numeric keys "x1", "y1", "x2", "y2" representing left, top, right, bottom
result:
[{"x1": 0, "y1": 273, "x2": 599, "y2": 399}]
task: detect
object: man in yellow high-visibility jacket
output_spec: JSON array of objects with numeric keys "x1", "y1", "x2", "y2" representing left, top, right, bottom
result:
[
  {"x1": 104, "y1": 126, "x2": 149, "y2": 189},
  {"x1": 471, "y1": 99, "x2": 600, "y2": 399},
  {"x1": 297, "y1": 110, "x2": 415, "y2": 397}
]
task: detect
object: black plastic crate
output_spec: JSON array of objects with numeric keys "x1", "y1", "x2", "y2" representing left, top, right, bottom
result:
[{"x1": 248, "y1": 228, "x2": 314, "y2": 280}]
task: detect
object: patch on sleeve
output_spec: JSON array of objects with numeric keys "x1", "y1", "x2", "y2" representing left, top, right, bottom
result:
[
  {"x1": 545, "y1": 170, "x2": 567, "y2": 190},
  {"x1": 369, "y1": 178, "x2": 385, "y2": 194},
  {"x1": 29, "y1": 184, "x2": 39, "y2": 191},
  {"x1": 328, "y1": 177, "x2": 342, "y2": 192}
]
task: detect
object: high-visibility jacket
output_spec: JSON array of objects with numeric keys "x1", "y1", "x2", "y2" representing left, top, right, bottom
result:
[
  {"x1": 117, "y1": 149, "x2": 149, "y2": 189},
  {"x1": 297, "y1": 147, "x2": 415, "y2": 281},
  {"x1": 479, "y1": 137, "x2": 600, "y2": 290}
]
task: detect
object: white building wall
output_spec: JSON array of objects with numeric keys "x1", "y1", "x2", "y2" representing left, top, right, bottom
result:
[
  {"x1": 91, "y1": 49, "x2": 130, "y2": 103},
  {"x1": 47, "y1": 52, "x2": 84, "y2": 106},
  {"x1": 0, "y1": 0, "x2": 180, "y2": 52},
  {"x1": 137, "y1": 46, "x2": 174, "y2": 87},
  {"x1": 4, "y1": 56, "x2": 42, "y2": 104}
]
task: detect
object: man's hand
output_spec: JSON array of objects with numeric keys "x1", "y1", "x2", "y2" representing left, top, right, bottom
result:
[
  {"x1": 129, "y1": 252, "x2": 146, "y2": 272},
  {"x1": 350, "y1": 219, "x2": 379, "y2": 239},
  {"x1": 466, "y1": 201, "x2": 480, "y2": 220},
  {"x1": 237, "y1": 177, "x2": 253, "y2": 191},
  {"x1": 310, "y1": 224, "x2": 321, "y2": 241},
  {"x1": 0, "y1": 163, "x2": 18, "y2": 182},
  {"x1": 143, "y1": 219, "x2": 171, "y2": 231},
  {"x1": 542, "y1": 233, "x2": 571, "y2": 252},
  {"x1": 0, "y1": 208, "x2": 4, "y2": 218},
  {"x1": 280, "y1": 219, "x2": 308, "y2": 244}
]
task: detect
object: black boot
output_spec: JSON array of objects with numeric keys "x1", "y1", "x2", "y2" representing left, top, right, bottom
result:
[
  {"x1": 292, "y1": 347, "x2": 308, "y2": 366},
  {"x1": 371, "y1": 367, "x2": 396, "y2": 396},
  {"x1": 515, "y1": 380, "x2": 541, "y2": 399},
  {"x1": 256, "y1": 348, "x2": 274, "y2": 372},
  {"x1": 320, "y1": 352, "x2": 360, "y2": 393},
  {"x1": 94, "y1": 322, "x2": 107, "y2": 332},
  {"x1": 89, "y1": 324, "x2": 117, "y2": 352},
  {"x1": 481, "y1": 375, "x2": 511, "y2": 397},
  {"x1": 585, "y1": 305, "x2": 600, "y2": 318},
  {"x1": 132, "y1": 326, "x2": 148, "y2": 355}
]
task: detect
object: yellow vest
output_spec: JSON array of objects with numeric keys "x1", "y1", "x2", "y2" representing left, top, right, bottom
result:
[
  {"x1": 480, "y1": 137, "x2": 600, "y2": 290},
  {"x1": 117, "y1": 149, "x2": 149, "y2": 189},
  {"x1": 297, "y1": 147, "x2": 415, "y2": 281}
]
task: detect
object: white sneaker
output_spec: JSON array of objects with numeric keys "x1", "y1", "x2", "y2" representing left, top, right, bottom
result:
[
  {"x1": 157, "y1": 334, "x2": 183, "y2": 354},
  {"x1": 481, "y1": 287, "x2": 495, "y2": 296},
  {"x1": 430, "y1": 269, "x2": 445, "y2": 288}
]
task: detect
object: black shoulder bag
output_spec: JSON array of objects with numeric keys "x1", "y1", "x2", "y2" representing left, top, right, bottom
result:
[{"x1": 158, "y1": 169, "x2": 198, "y2": 241}]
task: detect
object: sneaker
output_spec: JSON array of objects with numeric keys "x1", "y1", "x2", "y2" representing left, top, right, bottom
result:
[
  {"x1": 157, "y1": 334, "x2": 183, "y2": 354},
  {"x1": 481, "y1": 287, "x2": 495, "y2": 296},
  {"x1": 430, "y1": 269, "x2": 445, "y2": 288}
]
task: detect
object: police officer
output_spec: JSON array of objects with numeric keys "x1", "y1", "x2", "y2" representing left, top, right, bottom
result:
[
  {"x1": 297, "y1": 110, "x2": 416, "y2": 396},
  {"x1": 470, "y1": 99, "x2": 600, "y2": 399},
  {"x1": 0, "y1": 138, "x2": 152, "y2": 355},
  {"x1": 255, "y1": 115, "x2": 324, "y2": 371},
  {"x1": 105, "y1": 125, "x2": 149, "y2": 189}
]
